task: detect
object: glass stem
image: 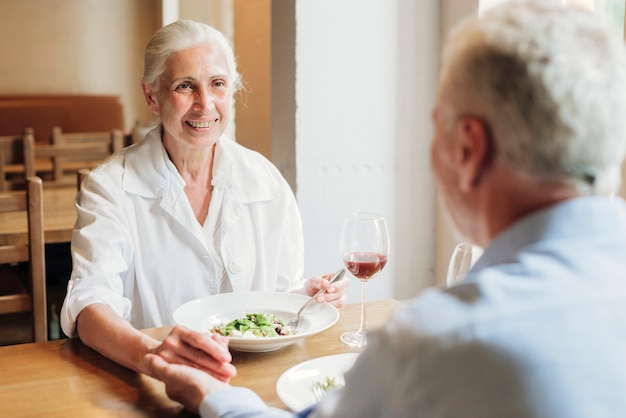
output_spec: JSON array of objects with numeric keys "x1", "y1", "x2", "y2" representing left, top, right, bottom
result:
[{"x1": 357, "y1": 279, "x2": 367, "y2": 334}]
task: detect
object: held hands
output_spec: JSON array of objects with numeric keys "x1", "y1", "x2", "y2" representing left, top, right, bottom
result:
[
  {"x1": 150, "y1": 325, "x2": 237, "y2": 383},
  {"x1": 143, "y1": 353, "x2": 230, "y2": 414},
  {"x1": 304, "y1": 272, "x2": 349, "y2": 309}
]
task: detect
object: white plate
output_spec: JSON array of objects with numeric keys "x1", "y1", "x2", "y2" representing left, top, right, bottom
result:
[
  {"x1": 173, "y1": 291, "x2": 340, "y2": 352},
  {"x1": 276, "y1": 353, "x2": 359, "y2": 411}
]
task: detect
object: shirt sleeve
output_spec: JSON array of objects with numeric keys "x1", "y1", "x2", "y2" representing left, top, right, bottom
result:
[
  {"x1": 199, "y1": 387, "x2": 296, "y2": 418},
  {"x1": 60, "y1": 166, "x2": 133, "y2": 337}
]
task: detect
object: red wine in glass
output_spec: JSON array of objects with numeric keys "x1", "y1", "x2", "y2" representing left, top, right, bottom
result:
[
  {"x1": 343, "y1": 252, "x2": 388, "y2": 281},
  {"x1": 339, "y1": 213, "x2": 389, "y2": 348}
]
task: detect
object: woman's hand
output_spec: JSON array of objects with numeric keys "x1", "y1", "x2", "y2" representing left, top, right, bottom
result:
[
  {"x1": 304, "y1": 273, "x2": 349, "y2": 309},
  {"x1": 151, "y1": 325, "x2": 237, "y2": 382}
]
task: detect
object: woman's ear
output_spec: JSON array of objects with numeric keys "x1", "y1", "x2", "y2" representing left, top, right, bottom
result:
[
  {"x1": 142, "y1": 82, "x2": 160, "y2": 115},
  {"x1": 455, "y1": 116, "x2": 492, "y2": 192}
]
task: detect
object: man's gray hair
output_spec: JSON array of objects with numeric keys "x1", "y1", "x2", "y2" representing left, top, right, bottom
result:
[{"x1": 440, "y1": 0, "x2": 626, "y2": 193}]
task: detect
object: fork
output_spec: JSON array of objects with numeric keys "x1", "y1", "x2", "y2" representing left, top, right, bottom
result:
[
  {"x1": 287, "y1": 268, "x2": 346, "y2": 329},
  {"x1": 312, "y1": 384, "x2": 328, "y2": 401}
]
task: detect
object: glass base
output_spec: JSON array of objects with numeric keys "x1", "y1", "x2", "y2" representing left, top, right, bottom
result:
[{"x1": 340, "y1": 330, "x2": 367, "y2": 348}]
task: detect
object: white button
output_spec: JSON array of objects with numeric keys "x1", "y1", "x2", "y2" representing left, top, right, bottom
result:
[{"x1": 228, "y1": 260, "x2": 242, "y2": 274}]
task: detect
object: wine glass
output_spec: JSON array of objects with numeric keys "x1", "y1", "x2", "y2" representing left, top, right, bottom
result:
[
  {"x1": 340, "y1": 212, "x2": 390, "y2": 348},
  {"x1": 446, "y1": 242, "x2": 482, "y2": 287}
]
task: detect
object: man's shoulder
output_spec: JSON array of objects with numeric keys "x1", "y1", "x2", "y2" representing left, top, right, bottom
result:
[{"x1": 389, "y1": 268, "x2": 562, "y2": 340}]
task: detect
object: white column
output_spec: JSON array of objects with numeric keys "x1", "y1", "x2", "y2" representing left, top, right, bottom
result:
[{"x1": 162, "y1": 0, "x2": 180, "y2": 25}]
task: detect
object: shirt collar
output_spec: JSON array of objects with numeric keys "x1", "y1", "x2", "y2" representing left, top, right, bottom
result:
[
  {"x1": 471, "y1": 196, "x2": 626, "y2": 273},
  {"x1": 122, "y1": 125, "x2": 278, "y2": 203}
]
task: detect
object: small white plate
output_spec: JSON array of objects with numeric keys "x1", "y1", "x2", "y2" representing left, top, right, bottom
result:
[
  {"x1": 276, "y1": 353, "x2": 359, "y2": 411},
  {"x1": 173, "y1": 291, "x2": 340, "y2": 352}
]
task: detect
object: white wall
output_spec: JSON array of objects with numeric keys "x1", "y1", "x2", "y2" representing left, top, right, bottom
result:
[{"x1": 295, "y1": 1, "x2": 441, "y2": 303}]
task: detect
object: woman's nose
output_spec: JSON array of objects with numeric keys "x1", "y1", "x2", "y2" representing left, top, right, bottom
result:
[{"x1": 194, "y1": 89, "x2": 215, "y2": 111}]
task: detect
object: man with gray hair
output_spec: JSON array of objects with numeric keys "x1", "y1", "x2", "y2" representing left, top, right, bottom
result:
[{"x1": 143, "y1": 1, "x2": 626, "y2": 416}]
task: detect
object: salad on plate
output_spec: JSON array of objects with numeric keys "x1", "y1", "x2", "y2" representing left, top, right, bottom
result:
[{"x1": 210, "y1": 313, "x2": 296, "y2": 338}]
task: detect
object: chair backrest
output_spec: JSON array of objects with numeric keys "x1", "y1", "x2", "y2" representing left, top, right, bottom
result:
[
  {"x1": 77, "y1": 168, "x2": 90, "y2": 192},
  {"x1": 34, "y1": 126, "x2": 123, "y2": 187},
  {"x1": 0, "y1": 176, "x2": 47, "y2": 341},
  {"x1": 0, "y1": 129, "x2": 35, "y2": 192},
  {"x1": 124, "y1": 120, "x2": 143, "y2": 146}
]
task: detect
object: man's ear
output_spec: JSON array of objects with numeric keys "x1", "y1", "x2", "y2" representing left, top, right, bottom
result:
[
  {"x1": 142, "y1": 82, "x2": 160, "y2": 115},
  {"x1": 455, "y1": 116, "x2": 492, "y2": 192}
]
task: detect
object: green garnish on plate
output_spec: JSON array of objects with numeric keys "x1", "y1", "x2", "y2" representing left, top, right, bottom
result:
[
  {"x1": 314, "y1": 376, "x2": 344, "y2": 392},
  {"x1": 211, "y1": 313, "x2": 294, "y2": 337}
]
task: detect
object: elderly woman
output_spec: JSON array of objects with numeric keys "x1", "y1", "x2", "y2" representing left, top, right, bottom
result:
[{"x1": 60, "y1": 20, "x2": 348, "y2": 381}]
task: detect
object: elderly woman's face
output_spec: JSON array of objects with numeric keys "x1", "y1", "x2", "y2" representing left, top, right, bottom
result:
[{"x1": 146, "y1": 43, "x2": 233, "y2": 148}]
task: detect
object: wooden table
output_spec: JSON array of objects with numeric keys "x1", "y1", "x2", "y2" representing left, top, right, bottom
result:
[
  {"x1": 0, "y1": 299, "x2": 402, "y2": 417},
  {"x1": 0, "y1": 186, "x2": 77, "y2": 245}
]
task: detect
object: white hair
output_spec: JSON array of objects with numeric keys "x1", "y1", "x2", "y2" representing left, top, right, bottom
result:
[
  {"x1": 440, "y1": 0, "x2": 626, "y2": 193},
  {"x1": 142, "y1": 20, "x2": 241, "y2": 93}
]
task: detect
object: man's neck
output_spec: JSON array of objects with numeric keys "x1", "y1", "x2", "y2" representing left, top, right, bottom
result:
[{"x1": 477, "y1": 166, "x2": 581, "y2": 248}]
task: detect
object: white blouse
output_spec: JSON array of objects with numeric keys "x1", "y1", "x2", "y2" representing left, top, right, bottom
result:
[{"x1": 61, "y1": 127, "x2": 304, "y2": 335}]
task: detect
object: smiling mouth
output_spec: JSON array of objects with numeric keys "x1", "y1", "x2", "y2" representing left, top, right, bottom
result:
[{"x1": 186, "y1": 120, "x2": 216, "y2": 128}]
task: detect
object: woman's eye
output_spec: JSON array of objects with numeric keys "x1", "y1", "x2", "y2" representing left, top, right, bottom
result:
[{"x1": 176, "y1": 82, "x2": 193, "y2": 91}]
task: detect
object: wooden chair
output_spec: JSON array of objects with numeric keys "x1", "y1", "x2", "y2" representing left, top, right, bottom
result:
[
  {"x1": 124, "y1": 120, "x2": 143, "y2": 146},
  {"x1": 76, "y1": 168, "x2": 90, "y2": 192},
  {"x1": 0, "y1": 176, "x2": 47, "y2": 342},
  {"x1": 34, "y1": 126, "x2": 123, "y2": 187},
  {"x1": 0, "y1": 129, "x2": 35, "y2": 192}
]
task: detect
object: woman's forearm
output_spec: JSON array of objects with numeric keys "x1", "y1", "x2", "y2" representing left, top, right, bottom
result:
[{"x1": 76, "y1": 303, "x2": 160, "y2": 374}]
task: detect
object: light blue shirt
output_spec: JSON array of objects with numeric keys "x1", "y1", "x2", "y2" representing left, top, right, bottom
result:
[{"x1": 201, "y1": 196, "x2": 626, "y2": 417}]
